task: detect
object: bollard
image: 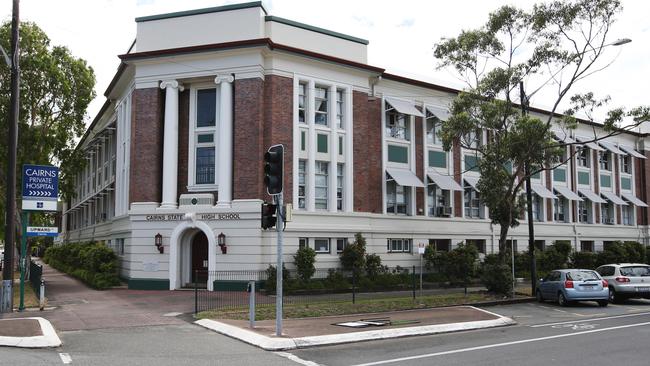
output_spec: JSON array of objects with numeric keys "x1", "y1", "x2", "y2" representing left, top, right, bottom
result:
[
  {"x1": 412, "y1": 266, "x2": 416, "y2": 300},
  {"x1": 248, "y1": 280, "x2": 256, "y2": 328},
  {"x1": 39, "y1": 279, "x2": 45, "y2": 311}
]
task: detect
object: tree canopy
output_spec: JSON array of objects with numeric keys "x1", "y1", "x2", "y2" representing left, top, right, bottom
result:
[{"x1": 0, "y1": 21, "x2": 95, "y2": 237}]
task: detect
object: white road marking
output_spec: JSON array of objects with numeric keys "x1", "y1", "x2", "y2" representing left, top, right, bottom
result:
[
  {"x1": 163, "y1": 312, "x2": 182, "y2": 317},
  {"x1": 530, "y1": 311, "x2": 650, "y2": 327},
  {"x1": 551, "y1": 323, "x2": 598, "y2": 330},
  {"x1": 59, "y1": 353, "x2": 72, "y2": 364},
  {"x1": 275, "y1": 352, "x2": 322, "y2": 366},
  {"x1": 350, "y1": 321, "x2": 650, "y2": 366}
]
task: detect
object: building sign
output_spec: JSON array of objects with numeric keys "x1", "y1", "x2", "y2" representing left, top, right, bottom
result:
[
  {"x1": 145, "y1": 213, "x2": 241, "y2": 221},
  {"x1": 26, "y1": 227, "x2": 59, "y2": 237},
  {"x1": 22, "y1": 164, "x2": 59, "y2": 211}
]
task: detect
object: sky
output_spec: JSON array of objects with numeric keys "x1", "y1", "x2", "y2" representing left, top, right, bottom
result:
[{"x1": 1, "y1": 0, "x2": 648, "y2": 130}]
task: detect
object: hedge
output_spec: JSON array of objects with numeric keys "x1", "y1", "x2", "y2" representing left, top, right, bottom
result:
[{"x1": 44, "y1": 241, "x2": 120, "y2": 290}]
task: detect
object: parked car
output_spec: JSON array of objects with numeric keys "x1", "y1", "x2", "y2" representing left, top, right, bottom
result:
[
  {"x1": 536, "y1": 269, "x2": 609, "y2": 307},
  {"x1": 596, "y1": 263, "x2": 650, "y2": 303}
]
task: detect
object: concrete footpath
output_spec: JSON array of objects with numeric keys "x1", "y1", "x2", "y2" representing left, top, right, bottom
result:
[
  {"x1": 0, "y1": 317, "x2": 61, "y2": 348},
  {"x1": 196, "y1": 306, "x2": 516, "y2": 350}
]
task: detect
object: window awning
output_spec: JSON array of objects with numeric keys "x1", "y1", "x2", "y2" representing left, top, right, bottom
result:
[
  {"x1": 621, "y1": 192, "x2": 648, "y2": 207},
  {"x1": 427, "y1": 172, "x2": 463, "y2": 191},
  {"x1": 599, "y1": 141, "x2": 627, "y2": 155},
  {"x1": 531, "y1": 184, "x2": 557, "y2": 199},
  {"x1": 578, "y1": 188, "x2": 607, "y2": 203},
  {"x1": 553, "y1": 186, "x2": 583, "y2": 201},
  {"x1": 425, "y1": 105, "x2": 450, "y2": 121},
  {"x1": 463, "y1": 176, "x2": 480, "y2": 191},
  {"x1": 385, "y1": 97, "x2": 424, "y2": 117},
  {"x1": 619, "y1": 145, "x2": 646, "y2": 159},
  {"x1": 575, "y1": 136, "x2": 604, "y2": 151},
  {"x1": 386, "y1": 168, "x2": 424, "y2": 187},
  {"x1": 552, "y1": 133, "x2": 577, "y2": 145},
  {"x1": 600, "y1": 191, "x2": 627, "y2": 205}
]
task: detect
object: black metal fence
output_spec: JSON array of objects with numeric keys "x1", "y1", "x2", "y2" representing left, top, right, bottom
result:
[
  {"x1": 29, "y1": 260, "x2": 42, "y2": 293},
  {"x1": 194, "y1": 266, "x2": 475, "y2": 314}
]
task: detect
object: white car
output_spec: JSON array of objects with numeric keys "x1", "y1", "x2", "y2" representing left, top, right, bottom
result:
[{"x1": 596, "y1": 263, "x2": 650, "y2": 303}]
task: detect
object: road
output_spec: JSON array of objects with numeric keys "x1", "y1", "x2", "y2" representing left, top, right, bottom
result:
[{"x1": 288, "y1": 299, "x2": 650, "y2": 366}]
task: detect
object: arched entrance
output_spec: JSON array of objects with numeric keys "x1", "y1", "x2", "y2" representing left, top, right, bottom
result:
[
  {"x1": 169, "y1": 220, "x2": 216, "y2": 290},
  {"x1": 189, "y1": 231, "x2": 209, "y2": 288}
]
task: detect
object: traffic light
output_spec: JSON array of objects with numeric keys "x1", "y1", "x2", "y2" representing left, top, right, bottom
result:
[
  {"x1": 261, "y1": 202, "x2": 277, "y2": 230},
  {"x1": 264, "y1": 144, "x2": 284, "y2": 195}
]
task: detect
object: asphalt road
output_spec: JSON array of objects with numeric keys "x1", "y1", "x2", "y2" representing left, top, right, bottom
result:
[{"x1": 288, "y1": 299, "x2": 650, "y2": 366}]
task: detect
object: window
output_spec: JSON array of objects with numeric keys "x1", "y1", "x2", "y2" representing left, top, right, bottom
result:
[
  {"x1": 426, "y1": 112, "x2": 443, "y2": 145},
  {"x1": 336, "y1": 238, "x2": 348, "y2": 253},
  {"x1": 314, "y1": 238, "x2": 330, "y2": 253},
  {"x1": 597, "y1": 266, "x2": 615, "y2": 277},
  {"x1": 580, "y1": 241, "x2": 594, "y2": 252},
  {"x1": 386, "y1": 109, "x2": 410, "y2": 140},
  {"x1": 192, "y1": 87, "x2": 218, "y2": 187},
  {"x1": 464, "y1": 130, "x2": 481, "y2": 149},
  {"x1": 300, "y1": 130, "x2": 306, "y2": 151},
  {"x1": 464, "y1": 185, "x2": 481, "y2": 218},
  {"x1": 553, "y1": 168, "x2": 566, "y2": 182},
  {"x1": 602, "y1": 203, "x2": 614, "y2": 224},
  {"x1": 428, "y1": 150, "x2": 447, "y2": 168},
  {"x1": 387, "y1": 175, "x2": 409, "y2": 214},
  {"x1": 577, "y1": 147, "x2": 589, "y2": 167},
  {"x1": 337, "y1": 163, "x2": 344, "y2": 211},
  {"x1": 429, "y1": 239, "x2": 450, "y2": 252},
  {"x1": 298, "y1": 160, "x2": 306, "y2": 209},
  {"x1": 317, "y1": 134, "x2": 328, "y2": 153},
  {"x1": 578, "y1": 200, "x2": 591, "y2": 223},
  {"x1": 298, "y1": 83, "x2": 306, "y2": 123},
  {"x1": 578, "y1": 171, "x2": 590, "y2": 185},
  {"x1": 314, "y1": 87, "x2": 328, "y2": 125},
  {"x1": 622, "y1": 205, "x2": 633, "y2": 225},
  {"x1": 116, "y1": 238, "x2": 125, "y2": 256},
  {"x1": 299, "y1": 237, "x2": 309, "y2": 249},
  {"x1": 427, "y1": 179, "x2": 451, "y2": 217},
  {"x1": 466, "y1": 239, "x2": 486, "y2": 254},
  {"x1": 315, "y1": 161, "x2": 329, "y2": 210},
  {"x1": 532, "y1": 194, "x2": 543, "y2": 222},
  {"x1": 387, "y1": 238, "x2": 412, "y2": 253},
  {"x1": 600, "y1": 174, "x2": 611, "y2": 188},
  {"x1": 336, "y1": 89, "x2": 344, "y2": 129},
  {"x1": 621, "y1": 177, "x2": 631, "y2": 191},
  {"x1": 388, "y1": 145, "x2": 409, "y2": 164},
  {"x1": 599, "y1": 151, "x2": 610, "y2": 171},
  {"x1": 554, "y1": 198, "x2": 567, "y2": 222},
  {"x1": 621, "y1": 155, "x2": 631, "y2": 174},
  {"x1": 465, "y1": 155, "x2": 480, "y2": 172}
]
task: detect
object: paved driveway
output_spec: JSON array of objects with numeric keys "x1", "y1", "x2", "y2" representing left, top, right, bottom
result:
[{"x1": 2, "y1": 263, "x2": 196, "y2": 331}]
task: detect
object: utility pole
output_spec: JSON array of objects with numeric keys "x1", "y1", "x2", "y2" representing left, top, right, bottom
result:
[
  {"x1": 1, "y1": 0, "x2": 20, "y2": 313},
  {"x1": 519, "y1": 81, "x2": 537, "y2": 296}
]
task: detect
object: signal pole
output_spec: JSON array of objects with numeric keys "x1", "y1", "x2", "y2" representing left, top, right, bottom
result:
[{"x1": 275, "y1": 193, "x2": 283, "y2": 336}]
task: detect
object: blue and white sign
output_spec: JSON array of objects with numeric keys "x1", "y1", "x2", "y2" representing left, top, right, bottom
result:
[
  {"x1": 22, "y1": 164, "x2": 59, "y2": 211},
  {"x1": 26, "y1": 226, "x2": 59, "y2": 237}
]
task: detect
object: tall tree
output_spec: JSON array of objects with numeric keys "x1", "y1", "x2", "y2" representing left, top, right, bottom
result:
[
  {"x1": 433, "y1": 0, "x2": 649, "y2": 263},
  {"x1": 0, "y1": 21, "x2": 95, "y2": 238}
]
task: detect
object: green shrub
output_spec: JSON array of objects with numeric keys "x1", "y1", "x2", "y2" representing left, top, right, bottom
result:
[
  {"x1": 570, "y1": 251, "x2": 597, "y2": 269},
  {"x1": 340, "y1": 233, "x2": 367, "y2": 272},
  {"x1": 481, "y1": 263, "x2": 513, "y2": 295},
  {"x1": 293, "y1": 246, "x2": 316, "y2": 281},
  {"x1": 264, "y1": 264, "x2": 289, "y2": 293},
  {"x1": 44, "y1": 241, "x2": 119, "y2": 290},
  {"x1": 325, "y1": 269, "x2": 350, "y2": 290},
  {"x1": 623, "y1": 242, "x2": 645, "y2": 263},
  {"x1": 646, "y1": 247, "x2": 650, "y2": 265},
  {"x1": 596, "y1": 241, "x2": 628, "y2": 266},
  {"x1": 364, "y1": 253, "x2": 383, "y2": 277},
  {"x1": 445, "y1": 243, "x2": 479, "y2": 288}
]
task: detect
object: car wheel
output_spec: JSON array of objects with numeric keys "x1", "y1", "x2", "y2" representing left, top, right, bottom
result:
[
  {"x1": 609, "y1": 287, "x2": 622, "y2": 304},
  {"x1": 536, "y1": 290, "x2": 544, "y2": 303},
  {"x1": 598, "y1": 300, "x2": 608, "y2": 307},
  {"x1": 558, "y1": 292, "x2": 569, "y2": 307}
]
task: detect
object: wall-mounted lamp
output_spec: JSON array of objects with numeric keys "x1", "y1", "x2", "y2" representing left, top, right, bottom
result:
[
  {"x1": 218, "y1": 232, "x2": 227, "y2": 254},
  {"x1": 154, "y1": 233, "x2": 164, "y2": 254}
]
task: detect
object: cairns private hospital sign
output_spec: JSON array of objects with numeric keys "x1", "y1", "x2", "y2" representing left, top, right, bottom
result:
[{"x1": 22, "y1": 164, "x2": 59, "y2": 211}]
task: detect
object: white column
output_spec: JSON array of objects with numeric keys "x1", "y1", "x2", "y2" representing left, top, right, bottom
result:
[
  {"x1": 215, "y1": 74, "x2": 234, "y2": 208},
  {"x1": 307, "y1": 80, "x2": 316, "y2": 211},
  {"x1": 159, "y1": 80, "x2": 184, "y2": 209}
]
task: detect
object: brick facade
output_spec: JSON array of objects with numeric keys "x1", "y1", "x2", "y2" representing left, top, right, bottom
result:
[
  {"x1": 636, "y1": 153, "x2": 648, "y2": 225},
  {"x1": 414, "y1": 116, "x2": 424, "y2": 216},
  {"x1": 593, "y1": 150, "x2": 600, "y2": 223},
  {"x1": 570, "y1": 146, "x2": 577, "y2": 222},
  {"x1": 130, "y1": 87, "x2": 164, "y2": 204},
  {"x1": 177, "y1": 90, "x2": 191, "y2": 197},
  {"x1": 353, "y1": 91, "x2": 382, "y2": 213},
  {"x1": 452, "y1": 139, "x2": 462, "y2": 217},
  {"x1": 615, "y1": 154, "x2": 621, "y2": 223},
  {"x1": 545, "y1": 169, "x2": 553, "y2": 222}
]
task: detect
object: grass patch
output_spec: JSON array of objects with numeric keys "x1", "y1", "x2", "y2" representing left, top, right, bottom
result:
[
  {"x1": 197, "y1": 291, "x2": 512, "y2": 320},
  {"x1": 12, "y1": 279, "x2": 41, "y2": 309}
]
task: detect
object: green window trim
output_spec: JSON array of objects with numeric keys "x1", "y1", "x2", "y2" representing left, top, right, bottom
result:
[
  {"x1": 428, "y1": 150, "x2": 447, "y2": 168},
  {"x1": 621, "y1": 177, "x2": 631, "y2": 191},
  {"x1": 553, "y1": 168, "x2": 566, "y2": 183},
  {"x1": 578, "y1": 171, "x2": 590, "y2": 185},
  {"x1": 600, "y1": 174, "x2": 611, "y2": 188},
  {"x1": 301, "y1": 130, "x2": 306, "y2": 151},
  {"x1": 317, "y1": 134, "x2": 328, "y2": 153},
  {"x1": 387, "y1": 145, "x2": 409, "y2": 164},
  {"x1": 338, "y1": 136, "x2": 343, "y2": 155}
]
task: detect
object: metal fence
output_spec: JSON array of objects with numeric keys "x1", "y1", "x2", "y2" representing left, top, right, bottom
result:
[
  {"x1": 194, "y1": 266, "x2": 475, "y2": 315},
  {"x1": 29, "y1": 260, "x2": 42, "y2": 292}
]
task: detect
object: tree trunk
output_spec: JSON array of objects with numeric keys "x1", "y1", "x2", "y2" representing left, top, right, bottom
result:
[{"x1": 498, "y1": 223, "x2": 510, "y2": 264}]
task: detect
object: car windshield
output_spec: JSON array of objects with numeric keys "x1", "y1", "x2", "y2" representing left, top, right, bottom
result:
[
  {"x1": 620, "y1": 266, "x2": 650, "y2": 277},
  {"x1": 566, "y1": 270, "x2": 599, "y2": 281}
]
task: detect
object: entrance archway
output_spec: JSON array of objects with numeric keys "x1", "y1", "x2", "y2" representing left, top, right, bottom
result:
[
  {"x1": 189, "y1": 231, "x2": 209, "y2": 287},
  {"x1": 169, "y1": 220, "x2": 216, "y2": 290}
]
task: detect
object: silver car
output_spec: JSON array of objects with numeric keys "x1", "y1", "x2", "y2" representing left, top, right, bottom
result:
[{"x1": 596, "y1": 263, "x2": 650, "y2": 303}]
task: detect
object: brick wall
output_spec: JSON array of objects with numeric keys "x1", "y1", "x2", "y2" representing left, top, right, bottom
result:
[
  {"x1": 615, "y1": 154, "x2": 621, "y2": 223},
  {"x1": 177, "y1": 90, "x2": 190, "y2": 196},
  {"x1": 453, "y1": 138, "x2": 462, "y2": 217},
  {"x1": 545, "y1": 169, "x2": 553, "y2": 222},
  {"x1": 414, "y1": 116, "x2": 424, "y2": 216},
  {"x1": 233, "y1": 78, "x2": 265, "y2": 200},
  {"x1": 593, "y1": 150, "x2": 600, "y2": 223},
  {"x1": 570, "y1": 146, "x2": 577, "y2": 222},
  {"x1": 130, "y1": 87, "x2": 164, "y2": 204},
  {"x1": 636, "y1": 153, "x2": 648, "y2": 225},
  {"x1": 353, "y1": 91, "x2": 382, "y2": 213},
  {"x1": 263, "y1": 75, "x2": 293, "y2": 204}
]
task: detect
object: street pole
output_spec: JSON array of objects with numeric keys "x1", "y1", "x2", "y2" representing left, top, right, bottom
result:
[
  {"x1": 19, "y1": 211, "x2": 28, "y2": 311},
  {"x1": 1, "y1": 0, "x2": 20, "y2": 313},
  {"x1": 275, "y1": 193, "x2": 283, "y2": 336},
  {"x1": 511, "y1": 236, "x2": 515, "y2": 298},
  {"x1": 520, "y1": 81, "x2": 537, "y2": 296}
]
